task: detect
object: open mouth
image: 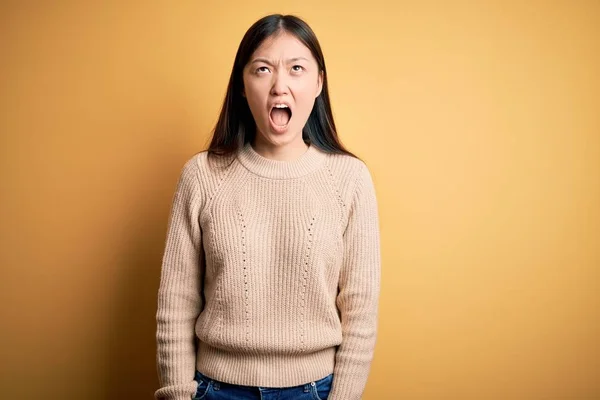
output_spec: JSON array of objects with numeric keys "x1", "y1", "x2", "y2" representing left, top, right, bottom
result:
[{"x1": 269, "y1": 105, "x2": 292, "y2": 127}]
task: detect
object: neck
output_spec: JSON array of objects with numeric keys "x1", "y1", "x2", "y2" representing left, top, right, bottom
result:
[
  {"x1": 237, "y1": 139, "x2": 326, "y2": 180},
  {"x1": 251, "y1": 136, "x2": 309, "y2": 161}
]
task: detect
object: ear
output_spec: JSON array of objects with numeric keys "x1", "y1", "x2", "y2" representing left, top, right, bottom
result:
[
  {"x1": 315, "y1": 71, "x2": 323, "y2": 98},
  {"x1": 242, "y1": 88, "x2": 246, "y2": 98}
]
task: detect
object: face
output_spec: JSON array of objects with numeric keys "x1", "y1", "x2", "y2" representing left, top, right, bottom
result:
[{"x1": 242, "y1": 31, "x2": 323, "y2": 147}]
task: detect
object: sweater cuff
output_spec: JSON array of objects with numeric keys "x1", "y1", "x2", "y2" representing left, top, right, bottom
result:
[
  {"x1": 327, "y1": 367, "x2": 369, "y2": 400},
  {"x1": 154, "y1": 380, "x2": 197, "y2": 400}
]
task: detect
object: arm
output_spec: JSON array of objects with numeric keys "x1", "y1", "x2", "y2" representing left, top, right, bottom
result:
[
  {"x1": 154, "y1": 157, "x2": 205, "y2": 400},
  {"x1": 329, "y1": 162, "x2": 382, "y2": 400}
]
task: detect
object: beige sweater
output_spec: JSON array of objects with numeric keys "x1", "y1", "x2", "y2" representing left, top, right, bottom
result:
[{"x1": 155, "y1": 142, "x2": 381, "y2": 400}]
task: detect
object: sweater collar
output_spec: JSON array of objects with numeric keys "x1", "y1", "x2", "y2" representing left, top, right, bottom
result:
[{"x1": 237, "y1": 141, "x2": 326, "y2": 179}]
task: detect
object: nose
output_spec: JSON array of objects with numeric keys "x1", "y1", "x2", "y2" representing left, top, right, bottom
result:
[{"x1": 270, "y1": 71, "x2": 289, "y2": 96}]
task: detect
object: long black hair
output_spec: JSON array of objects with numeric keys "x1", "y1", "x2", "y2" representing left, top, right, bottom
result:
[{"x1": 205, "y1": 14, "x2": 357, "y2": 162}]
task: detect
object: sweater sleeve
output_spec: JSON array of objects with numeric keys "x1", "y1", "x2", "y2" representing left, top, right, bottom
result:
[
  {"x1": 329, "y1": 161, "x2": 382, "y2": 400},
  {"x1": 154, "y1": 157, "x2": 205, "y2": 400}
]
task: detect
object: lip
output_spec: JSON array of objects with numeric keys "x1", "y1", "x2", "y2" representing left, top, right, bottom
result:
[{"x1": 268, "y1": 100, "x2": 293, "y2": 111}]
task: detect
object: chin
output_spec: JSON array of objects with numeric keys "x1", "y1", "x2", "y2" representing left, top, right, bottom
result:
[{"x1": 259, "y1": 126, "x2": 302, "y2": 143}]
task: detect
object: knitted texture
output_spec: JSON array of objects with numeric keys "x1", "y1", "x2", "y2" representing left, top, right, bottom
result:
[{"x1": 155, "y1": 142, "x2": 381, "y2": 400}]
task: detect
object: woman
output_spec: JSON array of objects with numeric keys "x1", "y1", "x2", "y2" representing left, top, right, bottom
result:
[{"x1": 155, "y1": 14, "x2": 381, "y2": 400}]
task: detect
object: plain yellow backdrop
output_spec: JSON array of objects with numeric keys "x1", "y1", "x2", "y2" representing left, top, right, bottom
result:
[{"x1": 1, "y1": 1, "x2": 598, "y2": 399}]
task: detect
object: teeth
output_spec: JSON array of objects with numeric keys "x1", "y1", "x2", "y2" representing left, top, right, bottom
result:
[{"x1": 274, "y1": 104, "x2": 289, "y2": 108}]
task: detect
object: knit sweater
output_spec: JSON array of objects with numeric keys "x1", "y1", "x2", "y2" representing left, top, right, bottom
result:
[{"x1": 154, "y1": 141, "x2": 381, "y2": 400}]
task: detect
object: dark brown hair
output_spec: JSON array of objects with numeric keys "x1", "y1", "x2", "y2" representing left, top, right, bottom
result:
[{"x1": 205, "y1": 14, "x2": 357, "y2": 162}]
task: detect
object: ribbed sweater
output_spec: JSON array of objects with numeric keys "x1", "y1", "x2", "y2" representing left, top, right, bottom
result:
[{"x1": 154, "y1": 141, "x2": 381, "y2": 400}]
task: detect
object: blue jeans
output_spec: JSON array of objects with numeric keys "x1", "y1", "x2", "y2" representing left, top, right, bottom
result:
[{"x1": 193, "y1": 369, "x2": 333, "y2": 400}]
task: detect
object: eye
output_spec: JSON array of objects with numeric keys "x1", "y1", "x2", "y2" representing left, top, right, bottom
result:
[
  {"x1": 292, "y1": 65, "x2": 304, "y2": 72},
  {"x1": 256, "y1": 66, "x2": 270, "y2": 73}
]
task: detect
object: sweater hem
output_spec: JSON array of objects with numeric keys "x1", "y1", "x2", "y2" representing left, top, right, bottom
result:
[{"x1": 195, "y1": 340, "x2": 336, "y2": 387}]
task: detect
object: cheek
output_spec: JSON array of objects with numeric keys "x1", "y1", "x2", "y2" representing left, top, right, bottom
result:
[
  {"x1": 293, "y1": 84, "x2": 318, "y2": 112},
  {"x1": 292, "y1": 79, "x2": 319, "y2": 103},
  {"x1": 243, "y1": 76, "x2": 264, "y2": 101},
  {"x1": 291, "y1": 79, "x2": 313, "y2": 94},
  {"x1": 244, "y1": 86, "x2": 266, "y2": 113}
]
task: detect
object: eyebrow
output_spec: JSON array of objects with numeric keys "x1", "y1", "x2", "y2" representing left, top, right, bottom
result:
[{"x1": 250, "y1": 57, "x2": 309, "y2": 66}]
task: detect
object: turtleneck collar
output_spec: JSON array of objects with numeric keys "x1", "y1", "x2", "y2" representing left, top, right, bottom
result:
[{"x1": 236, "y1": 141, "x2": 327, "y2": 179}]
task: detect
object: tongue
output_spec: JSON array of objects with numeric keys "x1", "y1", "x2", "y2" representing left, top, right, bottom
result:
[{"x1": 271, "y1": 108, "x2": 290, "y2": 126}]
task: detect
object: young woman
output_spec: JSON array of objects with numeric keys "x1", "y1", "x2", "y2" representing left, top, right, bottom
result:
[{"x1": 155, "y1": 14, "x2": 381, "y2": 400}]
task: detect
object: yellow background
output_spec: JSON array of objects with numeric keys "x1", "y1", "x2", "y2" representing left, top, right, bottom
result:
[{"x1": 1, "y1": 1, "x2": 598, "y2": 399}]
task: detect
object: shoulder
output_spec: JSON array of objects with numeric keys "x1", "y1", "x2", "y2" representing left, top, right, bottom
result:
[
  {"x1": 317, "y1": 150, "x2": 376, "y2": 214},
  {"x1": 177, "y1": 149, "x2": 237, "y2": 205},
  {"x1": 180, "y1": 149, "x2": 237, "y2": 180},
  {"x1": 322, "y1": 151, "x2": 374, "y2": 191},
  {"x1": 322, "y1": 149, "x2": 371, "y2": 176}
]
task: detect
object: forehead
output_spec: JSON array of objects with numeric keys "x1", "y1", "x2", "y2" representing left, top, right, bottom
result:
[{"x1": 251, "y1": 32, "x2": 315, "y2": 61}]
